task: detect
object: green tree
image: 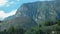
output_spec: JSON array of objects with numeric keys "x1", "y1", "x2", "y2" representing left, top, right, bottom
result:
[{"x1": 57, "y1": 20, "x2": 60, "y2": 25}]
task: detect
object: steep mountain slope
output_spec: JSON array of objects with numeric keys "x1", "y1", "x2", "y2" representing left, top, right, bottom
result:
[
  {"x1": 0, "y1": 16, "x2": 36, "y2": 31},
  {"x1": 15, "y1": 1, "x2": 60, "y2": 25},
  {"x1": 0, "y1": 0, "x2": 60, "y2": 31}
]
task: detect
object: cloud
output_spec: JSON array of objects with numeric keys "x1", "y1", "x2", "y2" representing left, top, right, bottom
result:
[
  {"x1": 0, "y1": 9, "x2": 17, "y2": 20},
  {"x1": 6, "y1": 1, "x2": 16, "y2": 7},
  {"x1": 6, "y1": 9, "x2": 17, "y2": 17},
  {"x1": 0, "y1": 0, "x2": 8, "y2": 6}
]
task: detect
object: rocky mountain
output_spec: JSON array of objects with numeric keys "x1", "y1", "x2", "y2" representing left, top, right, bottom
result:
[
  {"x1": 0, "y1": 0, "x2": 60, "y2": 31},
  {"x1": 15, "y1": 0, "x2": 60, "y2": 25},
  {"x1": 0, "y1": 16, "x2": 36, "y2": 31}
]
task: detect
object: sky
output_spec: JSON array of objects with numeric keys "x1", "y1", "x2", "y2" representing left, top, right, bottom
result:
[{"x1": 0, "y1": 0, "x2": 53, "y2": 20}]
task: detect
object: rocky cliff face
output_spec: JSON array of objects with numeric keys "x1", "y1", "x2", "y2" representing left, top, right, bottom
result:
[{"x1": 15, "y1": 1, "x2": 60, "y2": 25}]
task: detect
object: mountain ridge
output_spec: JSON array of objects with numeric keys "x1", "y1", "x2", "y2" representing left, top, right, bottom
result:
[{"x1": 0, "y1": 1, "x2": 60, "y2": 31}]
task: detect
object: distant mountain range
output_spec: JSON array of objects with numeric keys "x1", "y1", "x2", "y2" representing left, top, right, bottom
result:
[{"x1": 0, "y1": 0, "x2": 60, "y2": 31}]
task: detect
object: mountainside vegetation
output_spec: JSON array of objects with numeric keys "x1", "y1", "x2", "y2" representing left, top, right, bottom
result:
[{"x1": 0, "y1": 20, "x2": 60, "y2": 34}]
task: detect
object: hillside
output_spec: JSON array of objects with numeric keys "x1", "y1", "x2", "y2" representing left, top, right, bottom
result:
[{"x1": 0, "y1": 0, "x2": 60, "y2": 34}]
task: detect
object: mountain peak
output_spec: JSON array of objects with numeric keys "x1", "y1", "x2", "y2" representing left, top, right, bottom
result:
[{"x1": 15, "y1": 1, "x2": 60, "y2": 24}]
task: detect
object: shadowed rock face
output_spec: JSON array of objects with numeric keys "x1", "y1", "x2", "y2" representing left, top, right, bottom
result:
[
  {"x1": 0, "y1": 16, "x2": 37, "y2": 31},
  {"x1": 8, "y1": 16, "x2": 37, "y2": 29}
]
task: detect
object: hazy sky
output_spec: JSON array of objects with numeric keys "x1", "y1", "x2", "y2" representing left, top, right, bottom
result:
[{"x1": 0, "y1": 0, "x2": 53, "y2": 20}]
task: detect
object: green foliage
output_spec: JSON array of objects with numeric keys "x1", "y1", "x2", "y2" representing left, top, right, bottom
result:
[
  {"x1": 25, "y1": 24, "x2": 44, "y2": 34},
  {"x1": 0, "y1": 26, "x2": 25, "y2": 34},
  {"x1": 44, "y1": 21, "x2": 57, "y2": 26},
  {"x1": 0, "y1": 20, "x2": 60, "y2": 34},
  {"x1": 57, "y1": 20, "x2": 60, "y2": 25}
]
